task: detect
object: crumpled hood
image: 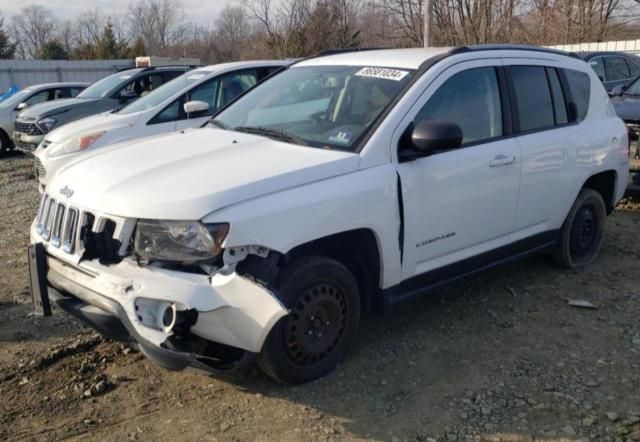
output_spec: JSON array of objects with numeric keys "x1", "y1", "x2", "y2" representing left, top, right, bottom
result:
[
  {"x1": 45, "y1": 112, "x2": 139, "y2": 143},
  {"x1": 49, "y1": 128, "x2": 360, "y2": 220},
  {"x1": 18, "y1": 97, "x2": 97, "y2": 119},
  {"x1": 612, "y1": 95, "x2": 640, "y2": 122}
]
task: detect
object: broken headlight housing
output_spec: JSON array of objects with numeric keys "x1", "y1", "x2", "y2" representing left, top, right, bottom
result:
[{"x1": 134, "y1": 220, "x2": 229, "y2": 262}]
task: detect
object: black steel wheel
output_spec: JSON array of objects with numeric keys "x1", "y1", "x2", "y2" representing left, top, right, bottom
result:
[
  {"x1": 258, "y1": 256, "x2": 360, "y2": 384},
  {"x1": 553, "y1": 189, "x2": 606, "y2": 269},
  {"x1": 569, "y1": 204, "x2": 599, "y2": 261},
  {"x1": 283, "y1": 281, "x2": 349, "y2": 367}
]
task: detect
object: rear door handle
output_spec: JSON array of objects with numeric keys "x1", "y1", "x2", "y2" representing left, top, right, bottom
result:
[{"x1": 489, "y1": 154, "x2": 516, "y2": 167}]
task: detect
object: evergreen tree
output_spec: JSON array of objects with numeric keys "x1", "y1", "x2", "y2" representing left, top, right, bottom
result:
[
  {"x1": 40, "y1": 40, "x2": 69, "y2": 60},
  {"x1": 97, "y1": 22, "x2": 129, "y2": 59},
  {"x1": 0, "y1": 16, "x2": 16, "y2": 59}
]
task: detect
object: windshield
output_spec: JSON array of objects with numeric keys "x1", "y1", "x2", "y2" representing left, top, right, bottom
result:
[
  {"x1": 119, "y1": 69, "x2": 209, "y2": 115},
  {"x1": 213, "y1": 65, "x2": 415, "y2": 151},
  {"x1": 0, "y1": 89, "x2": 31, "y2": 109},
  {"x1": 77, "y1": 71, "x2": 139, "y2": 99}
]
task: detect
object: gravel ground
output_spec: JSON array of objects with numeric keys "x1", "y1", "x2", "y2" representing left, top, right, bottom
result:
[{"x1": 1, "y1": 153, "x2": 639, "y2": 442}]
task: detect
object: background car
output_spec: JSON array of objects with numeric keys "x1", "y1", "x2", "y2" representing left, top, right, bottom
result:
[
  {"x1": 609, "y1": 75, "x2": 640, "y2": 156},
  {"x1": 34, "y1": 60, "x2": 287, "y2": 186},
  {"x1": 0, "y1": 82, "x2": 87, "y2": 154},
  {"x1": 12, "y1": 66, "x2": 192, "y2": 154},
  {"x1": 578, "y1": 51, "x2": 640, "y2": 91}
]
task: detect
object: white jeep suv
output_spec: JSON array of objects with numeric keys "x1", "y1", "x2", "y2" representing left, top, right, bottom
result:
[{"x1": 29, "y1": 46, "x2": 630, "y2": 384}]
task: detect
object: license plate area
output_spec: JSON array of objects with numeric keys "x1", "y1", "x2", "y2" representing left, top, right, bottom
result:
[{"x1": 28, "y1": 243, "x2": 51, "y2": 316}]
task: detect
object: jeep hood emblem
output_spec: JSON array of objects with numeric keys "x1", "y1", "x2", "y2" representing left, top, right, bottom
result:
[{"x1": 60, "y1": 185, "x2": 74, "y2": 198}]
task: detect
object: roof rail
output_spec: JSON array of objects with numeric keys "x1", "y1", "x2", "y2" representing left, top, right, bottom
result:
[
  {"x1": 451, "y1": 44, "x2": 581, "y2": 59},
  {"x1": 140, "y1": 64, "x2": 200, "y2": 72}
]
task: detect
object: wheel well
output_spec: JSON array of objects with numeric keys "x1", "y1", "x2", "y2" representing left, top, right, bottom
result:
[
  {"x1": 284, "y1": 229, "x2": 382, "y2": 313},
  {"x1": 582, "y1": 170, "x2": 617, "y2": 215}
]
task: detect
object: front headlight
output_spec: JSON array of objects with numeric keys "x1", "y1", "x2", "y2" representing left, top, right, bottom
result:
[
  {"x1": 134, "y1": 220, "x2": 229, "y2": 262},
  {"x1": 37, "y1": 117, "x2": 57, "y2": 133},
  {"x1": 48, "y1": 131, "x2": 106, "y2": 157}
]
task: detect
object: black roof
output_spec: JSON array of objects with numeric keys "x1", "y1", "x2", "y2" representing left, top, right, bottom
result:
[{"x1": 453, "y1": 44, "x2": 580, "y2": 59}]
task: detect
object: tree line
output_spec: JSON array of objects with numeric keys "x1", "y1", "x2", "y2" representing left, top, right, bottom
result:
[{"x1": 1, "y1": 0, "x2": 640, "y2": 63}]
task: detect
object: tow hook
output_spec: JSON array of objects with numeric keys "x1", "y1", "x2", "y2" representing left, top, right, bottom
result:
[{"x1": 162, "y1": 305, "x2": 198, "y2": 335}]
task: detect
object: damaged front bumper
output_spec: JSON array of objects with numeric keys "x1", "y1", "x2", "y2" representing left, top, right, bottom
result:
[{"x1": 30, "y1": 236, "x2": 288, "y2": 373}]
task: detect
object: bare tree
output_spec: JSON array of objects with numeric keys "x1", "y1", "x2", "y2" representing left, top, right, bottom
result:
[
  {"x1": 214, "y1": 5, "x2": 250, "y2": 61},
  {"x1": 10, "y1": 5, "x2": 57, "y2": 58},
  {"x1": 379, "y1": 0, "x2": 425, "y2": 46},
  {"x1": 128, "y1": 0, "x2": 185, "y2": 55}
]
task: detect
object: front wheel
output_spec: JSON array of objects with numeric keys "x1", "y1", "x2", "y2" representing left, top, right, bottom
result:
[
  {"x1": 0, "y1": 130, "x2": 11, "y2": 155},
  {"x1": 258, "y1": 256, "x2": 360, "y2": 384},
  {"x1": 553, "y1": 189, "x2": 606, "y2": 269}
]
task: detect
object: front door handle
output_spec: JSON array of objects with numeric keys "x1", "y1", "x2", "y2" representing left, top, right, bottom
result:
[{"x1": 489, "y1": 154, "x2": 516, "y2": 168}]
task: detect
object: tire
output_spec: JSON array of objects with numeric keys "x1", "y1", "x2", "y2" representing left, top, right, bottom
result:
[
  {"x1": 0, "y1": 130, "x2": 11, "y2": 155},
  {"x1": 553, "y1": 189, "x2": 606, "y2": 269},
  {"x1": 258, "y1": 256, "x2": 360, "y2": 384}
]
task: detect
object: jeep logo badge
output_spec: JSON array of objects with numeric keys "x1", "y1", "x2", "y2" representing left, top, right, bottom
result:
[{"x1": 60, "y1": 185, "x2": 74, "y2": 198}]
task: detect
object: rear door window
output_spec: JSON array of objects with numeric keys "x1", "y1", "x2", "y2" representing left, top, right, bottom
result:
[
  {"x1": 218, "y1": 69, "x2": 259, "y2": 108},
  {"x1": 69, "y1": 87, "x2": 84, "y2": 97},
  {"x1": 53, "y1": 88, "x2": 71, "y2": 99},
  {"x1": 604, "y1": 57, "x2": 631, "y2": 81},
  {"x1": 510, "y1": 66, "x2": 555, "y2": 132}
]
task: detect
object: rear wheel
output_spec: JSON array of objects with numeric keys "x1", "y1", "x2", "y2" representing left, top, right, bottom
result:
[
  {"x1": 258, "y1": 256, "x2": 360, "y2": 384},
  {"x1": 553, "y1": 189, "x2": 606, "y2": 269}
]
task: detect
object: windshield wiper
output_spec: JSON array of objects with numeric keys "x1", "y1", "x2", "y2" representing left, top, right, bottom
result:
[
  {"x1": 208, "y1": 119, "x2": 230, "y2": 130},
  {"x1": 234, "y1": 126, "x2": 309, "y2": 146}
]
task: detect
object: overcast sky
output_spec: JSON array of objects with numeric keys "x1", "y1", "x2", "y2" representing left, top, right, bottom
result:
[{"x1": 0, "y1": 0, "x2": 236, "y2": 25}]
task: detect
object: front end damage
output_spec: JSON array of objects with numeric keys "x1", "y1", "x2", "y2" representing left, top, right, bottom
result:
[{"x1": 29, "y1": 193, "x2": 288, "y2": 373}]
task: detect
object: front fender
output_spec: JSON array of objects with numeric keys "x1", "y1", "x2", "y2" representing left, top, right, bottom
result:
[{"x1": 202, "y1": 164, "x2": 403, "y2": 288}]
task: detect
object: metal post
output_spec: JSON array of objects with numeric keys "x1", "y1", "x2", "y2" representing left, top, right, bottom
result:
[{"x1": 424, "y1": 0, "x2": 434, "y2": 48}]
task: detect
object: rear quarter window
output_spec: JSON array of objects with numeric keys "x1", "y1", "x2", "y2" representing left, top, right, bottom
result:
[{"x1": 563, "y1": 69, "x2": 591, "y2": 122}]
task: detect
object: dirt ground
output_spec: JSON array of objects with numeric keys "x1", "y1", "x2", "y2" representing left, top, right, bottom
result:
[{"x1": 1, "y1": 153, "x2": 639, "y2": 442}]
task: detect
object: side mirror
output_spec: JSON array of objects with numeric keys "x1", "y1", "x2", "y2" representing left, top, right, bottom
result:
[
  {"x1": 15, "y1": 102, "x2": 28, "y2": 111},
  {"x1": 609, "y1": 85, "x2": 625, "y2": 97},
  {"x1": 400, "y1": 120, "x2": 463, "y2": 161},
  {"x1": 183, "y1": 100, "x2": 209, "y2": 117},
  {"x1": 120, "y1": 90, "x2": 138, "y2": 102}
]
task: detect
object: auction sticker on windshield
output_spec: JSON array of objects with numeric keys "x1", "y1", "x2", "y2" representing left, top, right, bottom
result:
[{"x1": 355, "y1": 67, "x2": 409, "y2": 81}]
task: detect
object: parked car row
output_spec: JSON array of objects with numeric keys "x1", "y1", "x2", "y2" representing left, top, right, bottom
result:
[{"x1": 0, "y1": 82, "x2": 88, "y2": 153}]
